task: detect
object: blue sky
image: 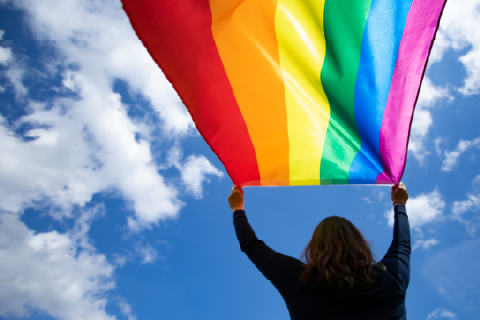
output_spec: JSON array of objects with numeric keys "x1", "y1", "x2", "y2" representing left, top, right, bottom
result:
[{"x1": 0, "y1": 0, "x2": 479, "y2": 319}]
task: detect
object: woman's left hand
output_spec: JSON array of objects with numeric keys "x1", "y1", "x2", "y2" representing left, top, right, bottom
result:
[{"x1": 228, "y1": 185, "x2": 244, "y2": 212}]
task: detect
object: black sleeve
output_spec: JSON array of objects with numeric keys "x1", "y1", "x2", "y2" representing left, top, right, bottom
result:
[
  {"x1": 380, "y1": 204, "x2": 411, "y2": 292},
  {"x1": 233, "y1": 210, "x2": 302, "y2": 291}
]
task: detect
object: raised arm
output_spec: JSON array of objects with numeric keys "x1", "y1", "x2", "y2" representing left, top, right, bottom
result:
[
  {"x1": 228, "y1": 186, "x2": 301, "y2": 289},
  {"x1": 381, "y1": 183, "x2": 411, "y2": 292}
]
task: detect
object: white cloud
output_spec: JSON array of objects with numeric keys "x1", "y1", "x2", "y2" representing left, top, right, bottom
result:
[
  {"x1": 0, "y1": 46, "x2": 12, "y2": 65},
  {"x1": 5, "y1": 63, "x2": 28, "y2": 98},
  {"x1": 454, "y1": 193, "x2": 480, "y2": 221},
  {"x1": 451, "y1": 175, "x2": 480, "y2": 235},
  {"x1": 0, "y1": 2, "x2": 226, "y2": 319},
  {"x1": 0, "y1": 39, "x2": 30, "y2": 98},
  {"x1": 409, "y1": 0, "x2": 480, "y2": 162},
  {"x1": 441, "y1": 137, "x2": 480, "y2": 171},
  {"x1": 428, "y1": 31, "x2": 453, "y2": 66},
  {"x1": 166, "y1": 147, "x2": 224, "y2": 199},
  {"x1": 8, "y1": 0, "x2": 193, "y2": 134},
  {"x1": 0, "y1": 39, "x2": 27, "y2": 98},
  {"x1": 0, "y1": 73, "x2": 183, "y2": 226},
  {"x1": 0, "y1": 35, "x2": 13, "y2": 93},
  {"x1": 135, "y1": 242, "x2": 158, "y2": 264},
  {"x1": 432, "y1": 0, "x2": 480, "y2": 95},
  {"x1": 416, "y1": 78, "x2": 450, "y2": 109},
  {"x1": 409, "y1": 78, "x2": 451, "y2": 163},
  {"x1": 385, "y1": 189, "x2": 445, "y2": 229},
  {"x1": 0, "y1": 209, "x2": 117, "y2": 320},
  {"x1": 180, "y1": 155, "x2": 224, "y2": 199},
  {"x1": 0, "y1": 0, "x2": 226, "y2": 231},
  {"x1": 361, "y1": 197, "x2": 373, "y2": 203},
  {"x1": 117, "y1": 299, "x2": 137, "y2": 320},
  {"x1": 434, "y1": 137, "x2": 444, "y2": 156},
  {"x1": 427, "y1": 308, "x2": 457, "y2": 319},
  {"x1": 113, "y1": 254, "x2": 128, "y2": 267},
  {"x1": 413, "y1": 240, "x2": 440, "y2": 251}
]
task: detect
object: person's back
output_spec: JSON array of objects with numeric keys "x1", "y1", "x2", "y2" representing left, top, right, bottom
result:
[{"x1": 228, "y1": 183, "x2": 411, "y2": 320}]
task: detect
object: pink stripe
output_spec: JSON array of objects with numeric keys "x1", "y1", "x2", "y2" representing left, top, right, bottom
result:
[{"x1": 376, "y1": 0, "x2": 447, "y2": 184}]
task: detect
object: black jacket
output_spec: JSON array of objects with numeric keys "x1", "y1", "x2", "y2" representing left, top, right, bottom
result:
[{"x1": 233, "y1": 205, "x2": 411, "y2": 320}]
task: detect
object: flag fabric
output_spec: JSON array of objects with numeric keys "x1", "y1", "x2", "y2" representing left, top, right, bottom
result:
[{"x1": 122, "y1": 0, "x2": 447, "y2": 187}]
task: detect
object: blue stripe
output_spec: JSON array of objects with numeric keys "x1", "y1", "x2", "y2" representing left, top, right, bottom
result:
[{"x1": 349, "y1": 0, "x2": 414, "y2": 184}]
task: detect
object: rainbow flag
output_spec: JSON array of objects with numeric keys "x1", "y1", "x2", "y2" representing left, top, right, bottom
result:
[{"x1": 122, "y1": 0, "x2": 447, "y2": 187}]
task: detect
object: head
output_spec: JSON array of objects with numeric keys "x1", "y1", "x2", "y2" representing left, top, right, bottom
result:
[{"x1": 300, "y1": 216, "x2": 383, "y2": 291}]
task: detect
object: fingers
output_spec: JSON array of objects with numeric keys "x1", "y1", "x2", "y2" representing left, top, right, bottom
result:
[
  {"x1": 391, "y1": 182, "x2": 406, "y2": 192},
  {"x1": 231, "y1": 185, "x2": 244, "y2": 197}
]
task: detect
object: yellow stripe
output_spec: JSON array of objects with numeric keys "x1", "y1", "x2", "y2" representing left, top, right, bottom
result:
[{"x1": 275, "y1": 0, "x2": 330, "y2": 185}]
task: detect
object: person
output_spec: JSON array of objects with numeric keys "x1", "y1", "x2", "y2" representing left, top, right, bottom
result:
[{"x1": 228, "y1": 183, "x2": 411, "y2": 320}]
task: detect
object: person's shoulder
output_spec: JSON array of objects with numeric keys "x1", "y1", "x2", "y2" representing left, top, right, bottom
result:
[
  {"x1": 374, "y1": 266, "x2": 406, "y2": 293},
  {"x1": 280, "y1": 254, "x2": 303, "y2": 269}
]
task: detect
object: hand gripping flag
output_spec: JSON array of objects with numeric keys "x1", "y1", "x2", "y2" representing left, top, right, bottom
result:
[{"x1": 121, "y1": 0, "x2": 447, "y2": 187}]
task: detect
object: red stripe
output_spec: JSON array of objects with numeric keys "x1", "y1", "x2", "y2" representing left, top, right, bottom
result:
[{"x1": 121, "y1": 0, "x2": 261, "y2": 186}]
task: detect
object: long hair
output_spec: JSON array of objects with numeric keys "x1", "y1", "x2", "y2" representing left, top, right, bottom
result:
[{"x1": 300, "y1": 216, "x2": 384, "y2": 291}]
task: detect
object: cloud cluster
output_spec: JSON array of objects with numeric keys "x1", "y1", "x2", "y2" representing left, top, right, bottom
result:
[
  {"x1": 451, "y1": 175, "x2": 480, "y2": 235},
  {"x1": 409, "y1": 78, "x2": 451, "y2": 163},
  {"x1": 440, "y1": 137, "x2": 480, "y2": 172},
  {"x1": 435, "y1": 0, "x2": 480, "y2": 95},
  {"x1": 412, "y1": 239, "x2": 440, "y2": 251},
  {"x1": 0, "y1": 0, "x2": 226, "y2": 318},
  {"x1": 167, "y1": 147, "x2": 224, "y2": 199},
  {"x1": 0, "y1": 44, "x2": 11, "y2": 65},
  {"x1": 409, "y1": 0, "x2": 480, "y2": 163},
  {"x1": 0, "y1": 77, "x2": 182, "y2": 225},
  {"x1": 9, "y1": 0, "x2": 192, "y2": 133},
  {"x1": 135, "y1": 242, "x2": 159, "y2": 264},
  {"x1": 0, "y1": 208, "x2": 116, "y2": 320},
  {"x1": 385, "y1": 189, "x2": 445, "y2": 229},
  {"x1": 0, "y1": 0, "x2": 224, "y2": 227},
  {"x1": 179, "y1": 155, "x2": 224, "y2": 199}
]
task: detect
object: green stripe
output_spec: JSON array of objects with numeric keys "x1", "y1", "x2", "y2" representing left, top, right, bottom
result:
[{"x1": 320, "y1": 0, "x2": 373, "y2": 184}]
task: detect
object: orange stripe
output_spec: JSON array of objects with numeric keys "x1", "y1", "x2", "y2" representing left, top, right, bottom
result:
[{"x1": 209, "y1": 0, "x2": 289, "y2": 185}]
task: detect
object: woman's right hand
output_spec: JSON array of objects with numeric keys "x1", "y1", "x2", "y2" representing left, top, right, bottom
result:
[
  {"x1": 391, "y1": 182, "x2": 409, "y2": 206},
  {"x1": 228, "y1": 185, "x2": 244, "y2": 212}
]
